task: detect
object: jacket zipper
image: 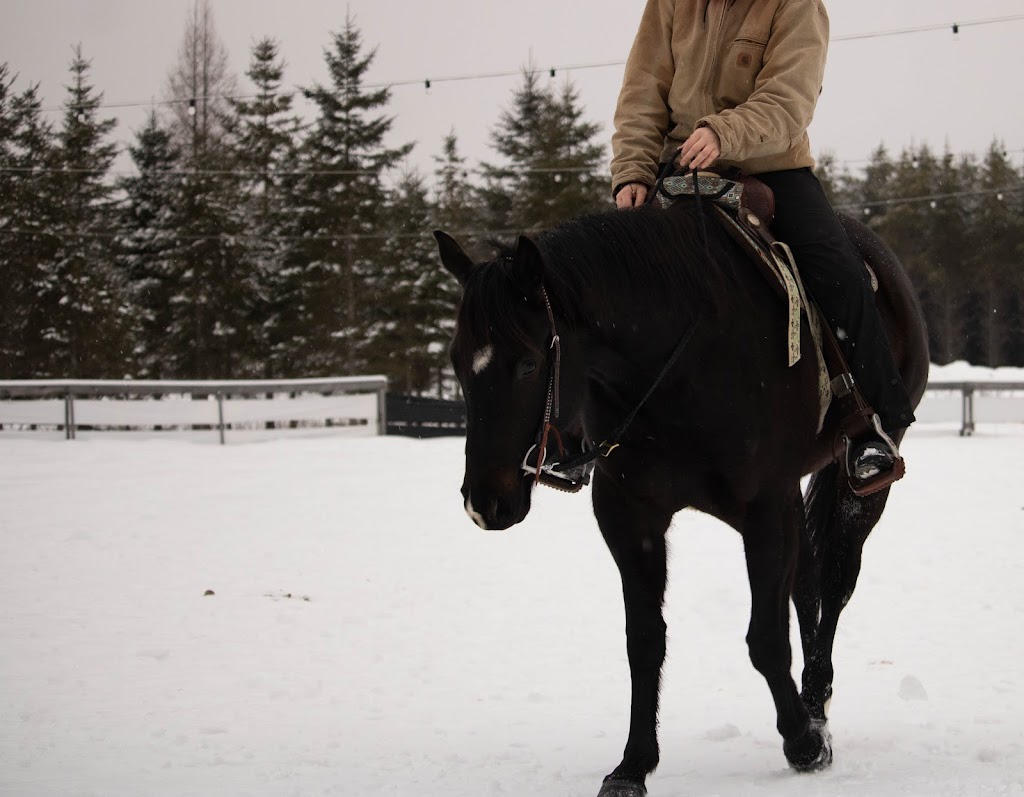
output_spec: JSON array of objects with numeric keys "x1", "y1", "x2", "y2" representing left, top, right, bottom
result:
[{"x1": 703, "y1": 1, "x2": 731, "y2": 115}]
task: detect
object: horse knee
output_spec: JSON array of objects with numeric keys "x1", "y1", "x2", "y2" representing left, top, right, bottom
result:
[{"x1": 746, "y1": 630, "x2": 791, "y2": 678}]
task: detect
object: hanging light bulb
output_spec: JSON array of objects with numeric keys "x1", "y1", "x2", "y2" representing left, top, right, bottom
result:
[
  {"x1": 76, "y1": 107, "x2": 85, "y2": 123},
  {"x1": 188, "y1": 98, "x2": 197, "y2": 117}
]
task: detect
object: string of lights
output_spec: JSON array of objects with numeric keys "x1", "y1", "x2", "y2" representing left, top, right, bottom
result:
[
  {"x1": 33, "y1": 14, "x2": 1024, "y2": 116},
  {"x1": 1, "y1": 184, "x2": 1020, "y2": 243},
  {"x1": 835, "y1": 184, "x2": 1024, "y2": 214},
  {"x1": 1, "y1": 148, "x2": 1022, "y2": 179}
]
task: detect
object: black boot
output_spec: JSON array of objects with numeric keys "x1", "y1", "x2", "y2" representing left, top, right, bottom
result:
[
  {"x1": 849, "y1": 436, "x2": 896, "y2": 483},
  {"x1": 844, "y1": 416, "x2": 906, "y2": 496}
]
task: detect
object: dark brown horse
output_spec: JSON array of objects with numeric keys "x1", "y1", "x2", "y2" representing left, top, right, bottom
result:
[{"x1": 434, "y1": 198, "x2": 929, "y2": 796}]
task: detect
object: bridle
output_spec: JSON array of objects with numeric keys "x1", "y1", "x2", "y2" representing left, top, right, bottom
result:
[
  {"x1": 520, "y1": 286, "x2": 699, "y2": 493},
  {"x1": 519, "y1": 169, "x2": 708, "y2": 493},
  {"x1": 519, "y1": 287, "x2": 572, "y2": 486}
]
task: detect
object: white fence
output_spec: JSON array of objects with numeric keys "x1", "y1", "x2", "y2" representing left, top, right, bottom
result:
[
  {"x1": 0, "y1": 377, "x2": 1021, "y2": 443},
  {"x1": 916, "y1": 381, "x2": 1024, "y2": 435},
  {"x1": 0, "y1": 377, "x2": 388, "y2": 444}
]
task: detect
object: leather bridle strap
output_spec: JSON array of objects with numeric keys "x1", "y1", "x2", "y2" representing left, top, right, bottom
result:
[
  {"x1": 547, "y1": 317, "x2": 699, "y2": 474},
  {"x1": 533, "y1": 287, "x2": 564, "y2": 480}
]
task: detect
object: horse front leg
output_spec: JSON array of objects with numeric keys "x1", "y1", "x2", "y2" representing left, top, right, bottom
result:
[
  {"x1": 593, "y1": 471, "x2": 672, "y2": 797},
  {"x1": 742, "y1": 488, "x2": 832, "y2": 773}
]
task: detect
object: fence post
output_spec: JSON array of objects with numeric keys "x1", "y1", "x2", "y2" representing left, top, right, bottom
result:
[
  {"x1": 216, "y1": 391, "x2": 226, "y2": 445},
  {"x1": 960, "y1": 386, "x2": 975, "y2": 437},
  {"x1": 377, "y1": 383, "x2": 388, "y2": 436},
  {"x1": 64, "y1": 390, "x2": 76, "y2": 441}
]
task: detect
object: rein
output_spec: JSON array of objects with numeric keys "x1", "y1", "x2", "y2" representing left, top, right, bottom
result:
[
  {"x1": 523, "y1": 167, "x2": 708, "y2": 489},
  {"x1": 523, "y1": 290, "x2": 699, "y2": 488},
  {"x1": 529, "y1": 288, "x2": 564, "y2": 481}
]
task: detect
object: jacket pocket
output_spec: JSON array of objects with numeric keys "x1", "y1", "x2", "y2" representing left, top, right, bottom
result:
[{"x1": 715, "y1": 38, "x2": 767, "y2": 108}]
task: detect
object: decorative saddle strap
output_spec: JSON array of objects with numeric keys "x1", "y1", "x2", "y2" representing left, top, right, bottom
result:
[{"x1": 658, "y1": 171, "x2": 832, "y2": 431}]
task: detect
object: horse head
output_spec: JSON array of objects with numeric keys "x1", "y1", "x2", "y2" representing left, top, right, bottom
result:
[{"x1": 434, "y1": 230, "x2": 578, "y2": 530}]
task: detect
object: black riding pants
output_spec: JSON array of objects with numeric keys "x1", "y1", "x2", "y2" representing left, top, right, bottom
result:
[{"x1": 754, "y1": 168, "x2": 915, "y2": 433}]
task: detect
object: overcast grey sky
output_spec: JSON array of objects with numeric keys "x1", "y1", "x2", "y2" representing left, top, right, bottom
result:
[{"x1": 2, "y1": 0, "x2": 1023, "y2": 180}]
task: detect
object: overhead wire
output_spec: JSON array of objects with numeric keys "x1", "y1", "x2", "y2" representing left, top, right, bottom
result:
[
  {"x1": 1, "y1": 184, "x2": 1021, "y2": 244},
  {"x1": 1, "y1": 149, "x2": 1022, "y2": 179},
  {"x1": 31, "y1": 14, "x2": 1024, "y2": 116}
]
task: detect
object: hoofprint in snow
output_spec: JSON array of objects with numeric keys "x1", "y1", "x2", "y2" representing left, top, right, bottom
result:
[{"x1": 1, "y1": 372, "x2": 1022, "y2": 795}]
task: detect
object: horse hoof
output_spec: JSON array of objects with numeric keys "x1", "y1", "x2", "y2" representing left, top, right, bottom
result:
[
  {"x1": 784, "y1": 719, "x2": 833, "y2": 773},
  {"x1": 597, "y1": 777, "x2": 647, "y2": 797}
]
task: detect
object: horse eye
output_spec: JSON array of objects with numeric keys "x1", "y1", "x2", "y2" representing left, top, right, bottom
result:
[{"x1": 516, "y1": 358, "x2": 538, "y2": 380}]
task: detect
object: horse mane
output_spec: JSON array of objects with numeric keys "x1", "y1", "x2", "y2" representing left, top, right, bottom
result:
[{"x1": 456, "y1": 203, "x2": 747, "y2": 358}]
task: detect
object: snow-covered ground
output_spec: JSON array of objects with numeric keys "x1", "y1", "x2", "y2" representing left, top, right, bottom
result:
[{"x1": 1, "y1": 367, "x2": 1023, "y2": 796}]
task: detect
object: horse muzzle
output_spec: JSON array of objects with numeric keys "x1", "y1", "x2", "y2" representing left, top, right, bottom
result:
[{"x1": 461, "y1": 473, "x2": 532, "y2": 530}]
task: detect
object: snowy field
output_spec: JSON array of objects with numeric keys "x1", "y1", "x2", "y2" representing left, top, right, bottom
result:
[{"x1": 2, "y1": 385, "x2": 1023, "y2": 795}]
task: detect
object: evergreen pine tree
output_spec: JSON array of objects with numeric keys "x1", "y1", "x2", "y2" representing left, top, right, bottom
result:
[
  {"x1": 368, "y1": 170, "x2": 440, "y2": 392},
  {"x1": 860, "y1": 144, "x2": 896, "y2": 227},
  {"x1": 875, "y1": 146, "x2": 938, "y2": 277},
  {"x1": 480, "y1": 68, "x2": 609, "y2": 234},
  {"x1": 226, "y1": 37, "x2": 302, "y2": 378},
  {"x1": 0, "y1": 64, "x2": 35, "y2": 376},
  {"x1": 924, "y1": 148, "x2": 974, "y2": 364},
  {"x1": 38, "y1": 46, "x2": 125, "y2": 378},
  {"x1": 4, "y1": 84, "x2": 65, "y2": 378},
  {"x1": 432, "y1": 130, "x2": 482, "y2": 253},
  {"x1": 428, "y1": 132, "x2": 476, "y2": 395},
  {"x1": 161, "y1": 154, "x2": 256, "y2": 379},
  {"x1": 971, "y1": 142, "x2": 1022, "y2": 366},
  {"x1": 116, "y1": 111, "x2": 180, "y2": 377},
  {"x1": 280, "y1": 14, "x2": 412, "y2": 376}
]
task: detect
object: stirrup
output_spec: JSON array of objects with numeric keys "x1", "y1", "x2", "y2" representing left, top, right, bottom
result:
[{"x1": 842, "y1": 414, "x2": 906, "y2": 497}]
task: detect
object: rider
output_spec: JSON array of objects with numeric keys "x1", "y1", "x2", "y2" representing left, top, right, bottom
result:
[{"x1": 611, "y1": 0, "x2": 915, "y2": 488}]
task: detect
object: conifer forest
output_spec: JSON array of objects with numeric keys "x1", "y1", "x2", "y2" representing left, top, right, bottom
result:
[{"x1": 2, "y1": 7, "x2": 1022, "y2": 394}]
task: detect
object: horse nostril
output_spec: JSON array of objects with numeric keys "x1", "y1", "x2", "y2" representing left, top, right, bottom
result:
[{"x1": 489, "y1": 496, "x2": 517, "y2": 529}]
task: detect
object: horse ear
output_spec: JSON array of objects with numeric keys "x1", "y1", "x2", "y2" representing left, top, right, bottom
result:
[
  {"x1": 433, "y1": 230, "x2": 474, "y2": 286},
  {"x1": 512, "y1": 234, "x2": 545, "y2": 299}
]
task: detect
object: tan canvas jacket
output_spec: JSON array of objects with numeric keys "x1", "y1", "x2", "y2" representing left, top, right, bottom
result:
[{"x1": 610, "y1": 0, "x2": 829, "y2": 193}]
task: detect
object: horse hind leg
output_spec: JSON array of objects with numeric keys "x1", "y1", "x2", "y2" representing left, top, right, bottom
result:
[
  {"x1": 592, "y1": 473, "x2": 672, "y2": 797},
  {"x1": 797, "y1": 460, "x2": 892, "y2": 723},
  {"x1": 742, "y1": 488, "x2": 832, "y2": 773}
]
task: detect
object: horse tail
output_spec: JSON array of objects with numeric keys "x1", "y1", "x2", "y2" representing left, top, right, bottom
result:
[
  {"x1": 802, "y1": 461, "x2": 841, "y2": 572},
  {"x1": 799, "y1": 456, "x2": 891, "y2": 633}
]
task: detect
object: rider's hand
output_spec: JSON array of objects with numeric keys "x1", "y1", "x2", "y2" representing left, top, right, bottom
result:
[
  {"x1": 677, "y1": 126, "x2": 722, "y2": 172},
  {"x1": 615, "y1": 183, "x2": 649, "y2": 209}
]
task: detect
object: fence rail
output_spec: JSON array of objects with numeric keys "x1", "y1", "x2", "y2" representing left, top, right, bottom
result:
[
  {"x1": 919, "y1": 380, "x2": 1024, "y2": 436},
  {"x1": 0, "y1": 378, "x2": 1021, "y2": 442},
  {"x1": 0, "y1": 377, "x2": 388, "y2": 443}
]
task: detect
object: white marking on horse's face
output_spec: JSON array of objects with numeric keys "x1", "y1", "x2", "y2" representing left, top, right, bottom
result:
[
  {"x1": 465, "y1": 497, "x2": 487, "y2": 529},
  {"x1": 471, "y1": 345, "x2": 494, "y2": 375}
]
